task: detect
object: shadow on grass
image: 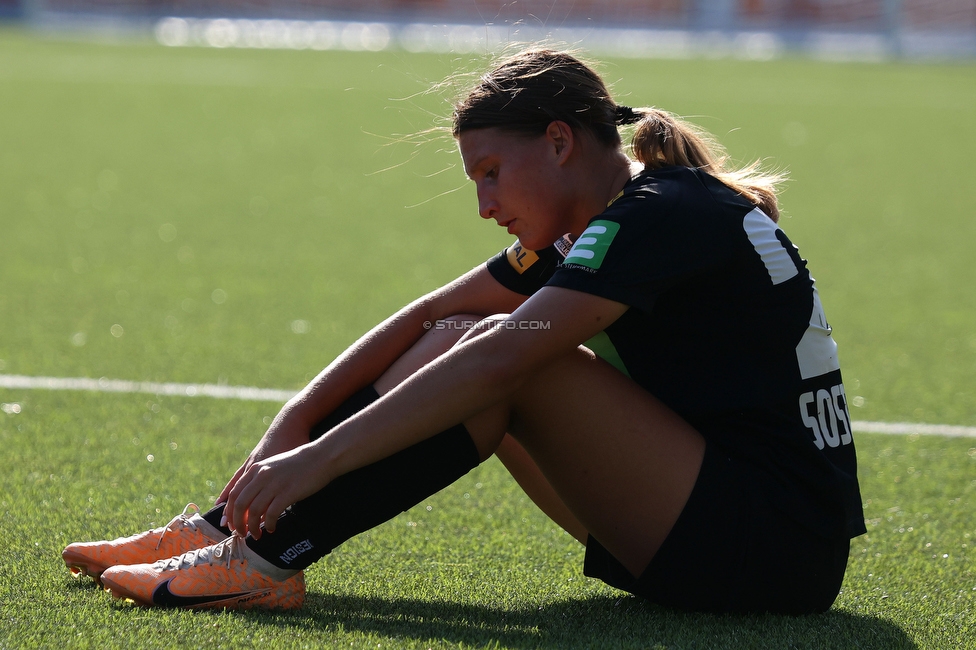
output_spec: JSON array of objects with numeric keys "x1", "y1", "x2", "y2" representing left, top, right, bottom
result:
[
  {"x1": 260, "y1": 592, "x2": 917, "y2": 649},
  {"x1": 64, "y1": 576, "x2": 103, "y2": 591}
]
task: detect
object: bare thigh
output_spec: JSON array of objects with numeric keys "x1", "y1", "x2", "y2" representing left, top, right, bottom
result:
[
  {"x1": 505, "y1": 347, "x2": 704, "y2": 576},
  {"x1": 375, "y1": 315, "x2": 705, "y2": 578}
]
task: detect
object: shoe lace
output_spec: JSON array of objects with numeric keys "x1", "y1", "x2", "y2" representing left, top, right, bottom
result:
[
  {"x1": 153, "y1": 502, "x2": 201, "y2": 551},
  {"x1": 157, "y1": 533, "x2": 242, "y2": 572}
]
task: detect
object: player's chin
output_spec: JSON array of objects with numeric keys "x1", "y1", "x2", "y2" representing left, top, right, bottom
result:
[{"x1": 518, "y1": 232, "x2": 556, "y2": 252}]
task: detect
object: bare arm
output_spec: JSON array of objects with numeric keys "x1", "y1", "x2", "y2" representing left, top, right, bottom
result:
[
  {"x1": 217, "y1": 263, "x2": 526, "y2": 504},
  {"x1": 280, "y1": 263, "x2": 526, "y2": 430},
  {"x1": 224, "y1": 286, "x2": 629, "y2": 536}
]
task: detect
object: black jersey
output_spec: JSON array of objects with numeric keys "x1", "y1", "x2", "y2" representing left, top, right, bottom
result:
[{"x1": 486, "y1": 166, "x2": 866, "y2": 540}]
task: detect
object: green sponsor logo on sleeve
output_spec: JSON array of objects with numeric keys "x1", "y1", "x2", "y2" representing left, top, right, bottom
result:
[{"x1": 563, "y1": 220, "x2": 620, "y2": 270}]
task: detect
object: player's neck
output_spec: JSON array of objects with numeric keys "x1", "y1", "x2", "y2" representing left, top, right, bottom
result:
[{"x1": 566, "y1": 148, "x2": 634, "y2": 235}]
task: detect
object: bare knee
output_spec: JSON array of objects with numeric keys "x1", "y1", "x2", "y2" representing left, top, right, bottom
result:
[
  {"x1": 453, "y1": 314, "x2": 511, "y2": 346},
  {"x1": 407, "y1": 312, "x2": 495, "y2": 355},
  {"x1": 375, "y1": 313, "x2": 482, "y2": 394},
  {"x1": 425, "y1": 313, "x2": 483, "y2": 346}
]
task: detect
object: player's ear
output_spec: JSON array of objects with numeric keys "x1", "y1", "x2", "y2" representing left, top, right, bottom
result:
[{"x1": 545, "y1": 121, "x2": 575, "y2": 165}]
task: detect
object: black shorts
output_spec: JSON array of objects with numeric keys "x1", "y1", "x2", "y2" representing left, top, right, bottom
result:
[{"x1": 583, "y1": 442, "x2": 850, "y2": 615}]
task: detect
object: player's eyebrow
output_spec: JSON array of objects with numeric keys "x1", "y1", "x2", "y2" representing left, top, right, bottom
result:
[
  {"x1": 461, "y1": 158, "x2": 479, "y2": 179},
  {"x1": 463, "y1": 155, "x2": 491, "y2": 180}
]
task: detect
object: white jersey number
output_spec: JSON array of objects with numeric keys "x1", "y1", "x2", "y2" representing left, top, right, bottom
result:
[{"x1": 799, "y1": 383, "x2": 853, "y2": 450}]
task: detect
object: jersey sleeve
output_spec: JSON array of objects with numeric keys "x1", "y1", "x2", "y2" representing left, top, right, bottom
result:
[
  {"x1": 546, "y1": 188, "x2": 735, "y2": 312},
  {"x1": 486, "y1": 239, "x2": 564, "y2": 296}
]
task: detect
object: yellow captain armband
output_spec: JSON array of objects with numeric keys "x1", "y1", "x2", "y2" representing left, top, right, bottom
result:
[{"x1": 505, "y1": 240, "x2": 540, "y2": 275}]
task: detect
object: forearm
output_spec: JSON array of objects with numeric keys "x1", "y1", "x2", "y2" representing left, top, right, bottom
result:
[
  {"x1": 278, "y1": 299, "x2": 431, "y2": 427},
  {"x1": 221, "y1": 295, "x2": 439, "y2": 498},
  {"x1": 221, "y1": 287, "x2": 628, "y2": 537},
  {"x1": 307, "y1": 327, "x2": 524, "y2": 482},
  {"x1": 302, "y1": 286, "x2": 628, "y2": 484},
  {"x1": 275, "y1": 264, "x2": 522, "y2": 432}
]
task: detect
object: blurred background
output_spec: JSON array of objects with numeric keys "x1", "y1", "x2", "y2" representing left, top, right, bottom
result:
[
  {"x1": 2, "y1": 0, "x2": 975, "y2": 60},
  {"x1": 1, "y1": 5, "x2": 973, "y2": 647},
  {"x1": 0, "y1": 0, "x2": 974, "y2": 418}
]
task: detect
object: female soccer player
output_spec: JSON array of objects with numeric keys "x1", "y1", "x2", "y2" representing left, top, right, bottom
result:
[{"x1": 64, "y1": 49, "x2": 865, "y2": 614}]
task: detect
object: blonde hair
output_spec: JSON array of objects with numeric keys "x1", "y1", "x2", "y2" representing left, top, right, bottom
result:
[
  {"x1": 453, "y1": 49, "x2": 785, "y2": 221},
  {"x1": 627, "y1": 107, "x2": 785, "y2": 222}
]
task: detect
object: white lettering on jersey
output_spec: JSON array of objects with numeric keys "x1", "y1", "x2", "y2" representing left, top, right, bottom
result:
[
  {"x1": 796, "y1": 286, "x2": 840, "y2": 380},
  {"x1": 832, "y1": 384, "x2": 854, "y2": 446},
  {"x1": 565, "y1": 225, "x2": 607, "y2": 261},
  {"x1": 553, "y1": 234, "x2": 575, "y2": 258},
  {"x1": 742, "y1": 208, "x2": 798, "y2": 285},
  {"x1": 741, "y1": 208, "x2": 840, "y2": 381},
  {"x1": 743, "y1": 211, "x2": 850, "y2": 451},
  {"x1": 799, "y1": 383, "x2": 853, "y2": 450}
]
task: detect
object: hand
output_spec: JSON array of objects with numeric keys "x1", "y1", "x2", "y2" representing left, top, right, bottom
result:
[
  {"x1": 216, "y1": 410, "x2": 311, "y2": 507},
  {"x1": 222, "y1": 443, "x2": 332, "y2": 539}
]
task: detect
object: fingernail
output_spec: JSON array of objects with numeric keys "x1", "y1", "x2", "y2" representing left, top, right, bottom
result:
[{"x1": 219, "y1": 515, "x2": 227, "y2": 527}]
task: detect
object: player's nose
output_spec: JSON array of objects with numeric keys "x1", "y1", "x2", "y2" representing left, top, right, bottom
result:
[{"x1": 477, "y1": 189, "x2": 499, "y2": 220}]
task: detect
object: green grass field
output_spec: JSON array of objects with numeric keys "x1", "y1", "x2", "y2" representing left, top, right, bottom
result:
[{"x1": 1, "y1": 29, "x2": 975, "y2": 649}]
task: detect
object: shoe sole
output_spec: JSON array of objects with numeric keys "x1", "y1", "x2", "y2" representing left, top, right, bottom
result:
[
  {"x1": 62, "y1": 550, "x2": 110, "y2": 585},
  {"x1": 101, "y1": 573, "x2": 304, "y2": 610},
  {"x1": 101, "y1": 574, "x2": 153, "y2": 607}
]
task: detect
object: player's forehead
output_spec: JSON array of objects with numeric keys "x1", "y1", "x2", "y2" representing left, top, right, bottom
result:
[{"x1": 458, "y1": 128, "x2": 527, "y2": 177}]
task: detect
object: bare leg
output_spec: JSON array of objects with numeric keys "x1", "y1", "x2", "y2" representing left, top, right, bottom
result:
[
  {"x1": 374, "y1": 314, "x2": 481, "y2": 394},
  {"x1": 504, "y1": 347, "x2": 704, "y2": 576},
  {"x1": 375, "y1": 314, "x2": 705, "y2": 578},
  {"x1": 494, "y1": 433, "x2": 588, "y2": 544}
]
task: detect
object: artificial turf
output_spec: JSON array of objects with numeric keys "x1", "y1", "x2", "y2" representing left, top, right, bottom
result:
[
  {"x1": 0, "y1": 28, "x2": 974, "y2": 649},
  {"x1": 1, "y1": 390, "x2": 972, "y2": 648}
]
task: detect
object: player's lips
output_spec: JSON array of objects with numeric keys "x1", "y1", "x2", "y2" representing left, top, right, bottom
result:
[{"x1": 497, "y1": 219, "x2": 515, "y2": 233}]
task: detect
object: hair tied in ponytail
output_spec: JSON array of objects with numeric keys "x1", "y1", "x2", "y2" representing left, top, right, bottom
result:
[
  {"x1": 614, "y1": 105, "x2": 643, "y2": 126},
  {"x1": 452, "y1": 49, "x2": 784, "y2": 222}
]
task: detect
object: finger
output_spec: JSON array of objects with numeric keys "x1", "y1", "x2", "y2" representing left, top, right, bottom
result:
[
  {"x1": 231, "y1": 486, "x2": 250, "y2": 538},
  {"x1": 250, "y1": 515, "x2": 263, "y2": 540},
  {"x1": 225, "y1": 466, "x2": 257, "y2": 534},
  {"x1": 231, "y1": 469, "x2": 265, "y2": 538},
  {"x1": 222, "y1": 489, "x2": 235, "y2": 530},
  {"x1": 219, "y1": 459, "x2": 253, "y2": 520},
  {"x1": 262, "y1": 496, "x2": 291, "y2": 534},
  {"x1": 246, "y1": 487, "x2": 278, "y2": 540},
  {"x1": 217, "y1": 460, "x2": 251, "y2": 506}
]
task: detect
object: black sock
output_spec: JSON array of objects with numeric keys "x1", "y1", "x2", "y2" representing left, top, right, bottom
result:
[
  {"x1": 245, "y1": 421, "x2": 481, "y2": 571},
  {"x1": 307, "y1": 385, "x2": 383, "y2": 443},
  {"x1": 201, "y1": 385, "x2": 382, "y2": 536}
]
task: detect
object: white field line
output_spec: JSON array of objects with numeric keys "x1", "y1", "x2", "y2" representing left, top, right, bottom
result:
[
  {"x1": 1, "y1": 373, "x2": 975, "y2": 438},
  {"x1": 848, "y1": 421, "x2": 976, "y2": 438},
  {"x1": 0, "y1": 374, "x2": 296, "y2": 403}
]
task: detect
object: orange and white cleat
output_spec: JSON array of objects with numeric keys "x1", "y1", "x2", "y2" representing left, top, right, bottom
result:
[
  {"x1": 62, "y1": 503, "x2": 225, "y2": 583},
  {"x1": 100, "y1": 534, "x2": 305, "y2": 610}
]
